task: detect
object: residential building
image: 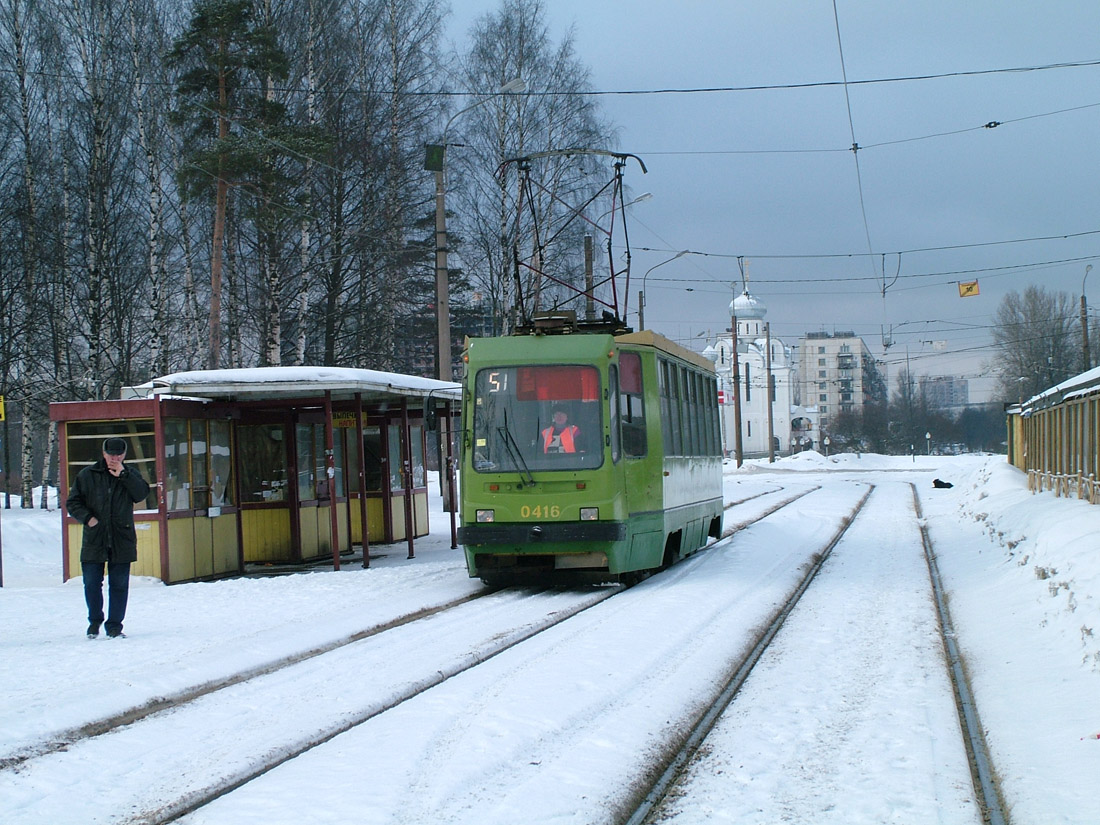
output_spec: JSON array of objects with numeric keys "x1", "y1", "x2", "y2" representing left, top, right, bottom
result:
[
  {"x1": 919, "y1": 375, "x2": 970, "y2": 410},
  {"x1": 796, "y1": 331, "x2": 880, "y2": 434}
]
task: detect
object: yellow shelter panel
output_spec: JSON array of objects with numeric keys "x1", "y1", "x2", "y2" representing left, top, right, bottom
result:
[
  {"x1": 193, "y1": 517, "x2": 215, "y2": 579},
  {"x1": 212, "y1": 514, "x2": 240, "y2": 574},
  {"x1": 337, "y1": 504, "x2": 350, "y2": 550},
  {"x1": 134, "y1": 522, "x2": 162, "y2": 580},
  {"x1": 390, "y1": 492, "x2": 430, "y2": 542},
  {"x1": 414, "y1": 492, "x2": 429, "y2": 535},
  {"x1": 241, "y1": 509, "x2": 293, "y2": 563},
  {"x1": 298, "y1": 506, "x2": 320, "y2": 558},
  {"x1": 67, "y1": 522, "x2": 162, "y2": 582},
  {"x1": 167, "y1": 520, "x2": 196, "y2": 583},
  {"x1": 350, "y1": 497, "x2": 386, "y2": 544},
  {"x1": 66, "y1": 524, "x2": 82, "y2": 580}
]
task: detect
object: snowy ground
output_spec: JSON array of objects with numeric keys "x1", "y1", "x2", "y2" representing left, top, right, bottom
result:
[{"x1": 0, "y1": 453, "x2": 1097, "y2": 824}]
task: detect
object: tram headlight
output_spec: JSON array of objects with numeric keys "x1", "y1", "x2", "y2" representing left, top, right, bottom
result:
[
  {"x1": 580, "y1": 507, "x2": 599, "y2": 521},
  {"x1": 476, "y1": 509, "x2": 495, "y2": 523}
]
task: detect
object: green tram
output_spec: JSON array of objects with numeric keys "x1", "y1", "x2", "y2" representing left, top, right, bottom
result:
[{"x1": 457, "y1": 327, "x2": 724, "y2": 584}]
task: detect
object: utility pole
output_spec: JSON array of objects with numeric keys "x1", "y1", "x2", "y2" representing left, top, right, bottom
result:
[
  {"x1": 765, "y1": 322, "x2": 775, "y2": 463},
  {"x1": 1082, "y1": 264, "x2": 1093, "y2": 371},
  {"x1": 731, "y1": 313, "x2": 743, "y2": 467}
]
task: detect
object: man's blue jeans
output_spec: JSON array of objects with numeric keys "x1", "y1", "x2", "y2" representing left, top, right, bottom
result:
[{"x1": 82, "y1": 562, "x2": 131, "y2": 635}]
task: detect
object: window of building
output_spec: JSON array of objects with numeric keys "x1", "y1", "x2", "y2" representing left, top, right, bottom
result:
[
  {"x1": 819, "y1": 394, "x2": 828, "y2": 402},
  {"x1": 818, "y1": 358, "x2": 825, "y2": 366},
  {"x1": 818, "y1": 370, "x2": 826, "y2": 378},
  {"x1": 818, "y1": 346, "x2": 825, "y2": 353}
]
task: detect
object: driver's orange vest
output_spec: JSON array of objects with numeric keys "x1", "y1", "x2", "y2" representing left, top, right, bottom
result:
[{"x1": 541, "y1": 425, "x2": 578, "y2": 453}]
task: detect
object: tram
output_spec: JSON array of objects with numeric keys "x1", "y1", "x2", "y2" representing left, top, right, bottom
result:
[{"x1": 457, "y1": 315, "x2": 724, "y2": 584}]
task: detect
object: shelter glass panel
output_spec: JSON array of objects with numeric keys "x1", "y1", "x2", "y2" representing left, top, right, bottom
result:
[
  {"x1": 191, "y1": 424, "x2": 209, "y2": 510},
  {"x1": 332, "y1": 430, "x2": 345, "y2": 497},
  {"x1": 210, "y1": 420, "x2": 233, "y2": 506},
  {"x1": 410, "y1": 425, "x2": 425, "y2": 487},
  {"x1": 238, "y1": 424, "x2": 288, "y2": 502},
  {"x1": 65, "y1": 420, "x2": 157, "y2": 511},
  {"x1": 164, "y1": 418, "x2": 190, "y2": 510},
  {"x1": 363, "y1": 427, "x2": 383, "y2": 492},
  {"x1": 296, "y1": 423, "x2": 317, "y2": 501},
  {"x1": 389, "y1": 425, "x2": 404, "y2": 492}
]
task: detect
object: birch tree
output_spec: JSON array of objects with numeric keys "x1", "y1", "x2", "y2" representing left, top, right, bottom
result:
[{"x1": 455, "y1": 0, "x2": 611, "y2": 335}]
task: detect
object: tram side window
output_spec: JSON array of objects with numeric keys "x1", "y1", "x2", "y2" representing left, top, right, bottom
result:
[
  {"x1": 620, "y1": 351, "x2": 647, "y2": 456},
  {"x1": 609, "y1": 365, "x2": 621, "y2": 463}
]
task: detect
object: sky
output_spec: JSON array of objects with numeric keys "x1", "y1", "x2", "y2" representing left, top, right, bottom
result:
[
  {"x1": 2, "y1": 455, "x2": 1098, "y2": 823},
  {"x1": 444, "y1": 1, "x2": 1100, "y2": 403}
]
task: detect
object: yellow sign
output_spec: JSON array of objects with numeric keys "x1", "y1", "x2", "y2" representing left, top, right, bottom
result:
[
  {"x1": 0, "y1": 395, "x2": 4, "y2": 421},
  {"x1": 958, "y1": 280, "x2": 980, "y2": 297},
  {"x1": 332, "y1": 412, "x2": 367, "y2": 428}
]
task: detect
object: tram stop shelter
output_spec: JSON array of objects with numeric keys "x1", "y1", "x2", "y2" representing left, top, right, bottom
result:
[{"x1": 51, "y1": 367, "x2": 461, "y2": 584}]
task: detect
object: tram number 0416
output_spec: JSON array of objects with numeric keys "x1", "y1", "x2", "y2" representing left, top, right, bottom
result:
[{"x1": 520, "y1": 503, "x2": 561, "y2": 519}]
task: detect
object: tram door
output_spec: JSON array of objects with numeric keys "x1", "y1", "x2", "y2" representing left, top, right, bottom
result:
[{"x1": 618, "y1": 353, "x2": 662, "y2": 566}]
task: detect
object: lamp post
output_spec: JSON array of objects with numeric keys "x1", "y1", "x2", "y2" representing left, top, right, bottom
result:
[
  {"x1": 925, "y1": 431, "x2": 931, "y2": 455},
  {"x1": 823, "y1": 435, "x2": 830, "y2": 457},
  {"x1": 427, "y1": 77, "x2": 525, "y2": 381},
  {"x1": 638, "y1": 250, "x2": 689, "y2": 331},
  {"x1": 1082, "y1": 264, "x2": 1093, "y2": 371},
  {"x1": 596, "y1": 192, "x2": 652, "y2": 224}
]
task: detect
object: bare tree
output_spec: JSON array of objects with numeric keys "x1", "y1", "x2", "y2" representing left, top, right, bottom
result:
[
  {"x1": 992, "y1": 285, "x2": 1081, "y2": 402},
  {"x1": 455, "y1": 0, "x2": 612, "y2": 334}
]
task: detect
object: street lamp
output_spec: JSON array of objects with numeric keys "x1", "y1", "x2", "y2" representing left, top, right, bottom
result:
[
  {"x1": 596, "y1": 192, "x2": 652, "y2": 225},
  {"x1": 823, "y1": 435, "x2": 830, "y2": 457},
  {"x1": 639, "y1": 250, "x2": 689, "y2": 330},
  {"x1": 427, "y1": 77, "x2": 525, "y2": 381},
  {"x1": 1082, "y1": 264, "x2": 1093, "y2": 372},
  {"x1": 925, "y1": 431, "x2": 931, "y2": 455}
]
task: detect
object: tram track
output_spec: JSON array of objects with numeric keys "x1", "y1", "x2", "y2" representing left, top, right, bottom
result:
[
  {"x1": 913, "y1": 484, "x2": 1009, "y2": 825},
  {"x1": 2, "y1": 483, "x2": 808, "y2": 779},
  {"x1": 621, "y1": 484, "x2": 873, "y2": 825},
  {"x1": 4, "y1": 481, "x2": 842, "y2": 825},
  {"x1": 0, "y1": 588, "x2": 496, "y2": 773},
  {"x1": 620, "y1": 480, "x2": 1008, "y2": 825},
  {"x1": 159, "y1": 482, "x2": 871, "y2": 825}
]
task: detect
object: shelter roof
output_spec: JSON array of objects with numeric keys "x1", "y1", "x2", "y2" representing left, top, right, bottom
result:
[{"x1": 140, "y1": 366, "x2": 461, "y2": 404}]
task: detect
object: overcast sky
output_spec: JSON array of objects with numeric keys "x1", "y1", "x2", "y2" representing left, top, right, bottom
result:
[{"x1": 446, "y1": 1, "x2": 1100, "y2": 402}]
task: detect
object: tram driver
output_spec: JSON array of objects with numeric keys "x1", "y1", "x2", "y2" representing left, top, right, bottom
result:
[{"x1": 542, "y1": 407, "x2": 581, "y2": 453}]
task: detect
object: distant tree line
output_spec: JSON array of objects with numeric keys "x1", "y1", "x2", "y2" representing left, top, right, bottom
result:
[{"x1": 0, "y1": 0, "x2": 613, "y2": 503}]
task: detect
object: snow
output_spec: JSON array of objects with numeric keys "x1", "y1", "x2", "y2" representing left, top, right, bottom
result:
[{"x1": 1, "y1": 453, "x2": 1098, "y2": 824}]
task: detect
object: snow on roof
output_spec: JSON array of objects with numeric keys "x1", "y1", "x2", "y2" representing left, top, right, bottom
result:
[
  {"x1": 1020, "y1": 363, "x2": 1100, "y2": 414},
  {"x1": 146, "y1": 366, "x2": 461, "y2": 403}
]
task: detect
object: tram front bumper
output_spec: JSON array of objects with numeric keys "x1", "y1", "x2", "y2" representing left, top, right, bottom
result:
[{"x1": 458, "y1": 521, "x2": 627, "y2": 545}]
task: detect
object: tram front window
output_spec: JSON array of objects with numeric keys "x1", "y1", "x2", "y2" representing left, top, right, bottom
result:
[{"x1": 473, "y1": 365, "x2": 603, "y2": 472}]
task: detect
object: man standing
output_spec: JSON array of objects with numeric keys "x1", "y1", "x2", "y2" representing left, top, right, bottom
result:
[{"x1": 66, "y1": 437, "x2": 150, "y2": 639}]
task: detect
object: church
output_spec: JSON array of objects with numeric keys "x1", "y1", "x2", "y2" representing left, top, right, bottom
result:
[{"x1": 702, "y1": 288, "x2": 820, "y2": 458}]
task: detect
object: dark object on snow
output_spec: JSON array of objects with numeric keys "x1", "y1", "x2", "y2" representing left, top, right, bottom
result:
[{"x1": 933, "y1": 478, "x2": 954, "y2": 489}]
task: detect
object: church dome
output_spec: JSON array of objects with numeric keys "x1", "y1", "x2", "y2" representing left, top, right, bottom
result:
[{"x1": 730, "y1": 289, "x2": 767, "y2": 320}]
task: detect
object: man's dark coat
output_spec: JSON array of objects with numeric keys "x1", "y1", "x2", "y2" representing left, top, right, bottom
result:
[{"x1": 66, "y1": 459, "x2": 151, "y2": 563}]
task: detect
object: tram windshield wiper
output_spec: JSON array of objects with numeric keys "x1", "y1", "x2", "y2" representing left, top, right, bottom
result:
[{"x1": 498, "y1": 411, "x2": 535, "y2": 486}]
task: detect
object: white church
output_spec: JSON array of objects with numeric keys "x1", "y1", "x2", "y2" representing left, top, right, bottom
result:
[{"x1": 702, "y1": 288, "x2": 820, "y2": 457}]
